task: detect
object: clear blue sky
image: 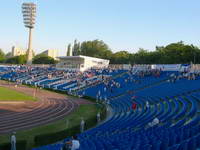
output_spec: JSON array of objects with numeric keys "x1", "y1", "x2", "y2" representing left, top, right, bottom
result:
[{"x1": 0, "y1": 0, "x2": 200, "y2": 56}]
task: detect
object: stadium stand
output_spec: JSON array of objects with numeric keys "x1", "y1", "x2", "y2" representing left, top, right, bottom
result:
[{"x1": 0, "y1": 65, "x2": 199, "y2": 150}]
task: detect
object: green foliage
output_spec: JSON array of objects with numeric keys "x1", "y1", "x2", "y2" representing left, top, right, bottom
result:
[
  {"x1": 34, "y1": 104, "x2": 106, "y2": 147},
  {"x1": 72, "y1": 40, "x2": 81, "y2": 56},
  {"x1": 0, "y1": 49, "x2": 5, "y2": 63},
  {"x1": 0, "y1": 140, "x2": 27, "y2": 150},
  {"x1": 5, "y1": 52, "x2": 12, "y2": 58},
  {"x1": 2, "y1": 40, "x2": 200, "y2": 64},
  {"x1": 121, "y1": 42, "x2": 200, "y2": 64},
  {"x1": 111, "y1": 51, "x2": 130, "y2": 64},
  {"x1": 151, "y1": 41, "x2": 200, "y2": 64},
  {"x1": 67, "y1": 44, "x2": 71, "y2": 56},
  {"x1": 0, "y1": 87, "x2": 37, "y2": 101},
  {"x1": 67, "y1": 40, "x2": 200, "y2": 64},
  {"x1": 33, "y1": 54, "x2": 56, "y2": 64},
  {"x1": 34, "y1": 125, "x2": 79, "y2": 146},
  {"x1": 80, "y1": 39, "x2": 112, "y2": 59},
  {"x1": 5, "y1": 55, "x2": 27, "y2": 64}
]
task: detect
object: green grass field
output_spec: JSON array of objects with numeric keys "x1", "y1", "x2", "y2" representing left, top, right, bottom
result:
[
  {"x1": 0, "y1": 104, "x2": 101, "y2": 150},
  {"x1": 0, "y1": 87, "x2": 36, "y2": 101}
]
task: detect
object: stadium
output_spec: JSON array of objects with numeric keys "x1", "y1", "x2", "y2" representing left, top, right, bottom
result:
[{"x1": 1, "y1": 1, "x2": 200, "y2": 150}]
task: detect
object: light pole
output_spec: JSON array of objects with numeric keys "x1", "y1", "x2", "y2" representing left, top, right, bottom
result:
[{"x1": 22, "y1": 3, "x2": 36, "y2": 65}]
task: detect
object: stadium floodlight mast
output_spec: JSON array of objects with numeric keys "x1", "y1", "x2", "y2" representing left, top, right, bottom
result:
[{"x1": 22, "y1": 2, "x2": 36, "y2": 65}]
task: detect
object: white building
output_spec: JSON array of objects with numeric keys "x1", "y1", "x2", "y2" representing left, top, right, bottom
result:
[
  {"x1": 11, "y1": 46, "x2": 26, "y2": 57},
  {"x1": 57, "y1": 55, "x2": 109, "y2": 72},
  {"x1": 41, "y1": 49, "x2": 58, "y2": 60}
]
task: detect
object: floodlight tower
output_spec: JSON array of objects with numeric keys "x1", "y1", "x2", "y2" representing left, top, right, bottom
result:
[{"x1": 22, "y1": 2, "x2": 36, "y2": 65}]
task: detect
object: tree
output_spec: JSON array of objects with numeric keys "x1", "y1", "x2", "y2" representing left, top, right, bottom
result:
[
  {"x1": 129, "y1": 42, "x2": 200, "y2": 64},
  {"x1": 3, "y1": 40, "x2": 200, "y2": 65},
  {"x1": 111, "y1": 51, "x2": 130, "y2": 64},
  {"x1": 77, "y1": 42, "x2": 81, "y2": 55},
  {"x1": 67, "y1": 44, "x2": 71, "y2": 56},
  {"x1": 5, "y1": 52, "x2": 12, "y2": 58},
  {"x1": 80, "y1": 39, "x2": 112, "y2": 59},
  {"x1": 131, "y1": 48, "x2": 150, "y2": 64},
  {"x1": 0, "y1": 49, "x2": 5, "y2": 63},
  {"x1": 154, "y1": 41, "x2": 200, "y2": 64},
  {"x1": 33, "y1": 54, "x2": 56, "y2": 64},
  {"x1": 72, "y1": 39, "x2": 81, "y2": 56},
  {"x1": 5, "y1": 55, "x2": 27, "y2": 64}
]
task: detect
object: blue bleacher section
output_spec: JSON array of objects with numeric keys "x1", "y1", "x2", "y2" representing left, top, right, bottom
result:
[{"x1": 0, "y1": 66, "x2": 199, "y2": 150}]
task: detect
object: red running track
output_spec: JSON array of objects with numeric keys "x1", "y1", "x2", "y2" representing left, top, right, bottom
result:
[{"x1": 0, "y1": 81, "x2": 92, "y2": 134}]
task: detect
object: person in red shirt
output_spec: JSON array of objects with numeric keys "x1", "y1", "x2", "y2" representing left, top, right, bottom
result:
[{"x1": 132, "y1": 102, "x2": 137, "y2": 110}]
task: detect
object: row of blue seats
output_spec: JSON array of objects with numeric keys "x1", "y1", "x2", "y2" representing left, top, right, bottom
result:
[{"x1": 0, "y1": 66, "x2": 199, "y2": 150}]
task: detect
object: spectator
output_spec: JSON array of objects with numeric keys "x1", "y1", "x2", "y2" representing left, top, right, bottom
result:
[
  {"x1": 148, "y1": 117, "x2": 160, "y2": 127},
  {"x1": 11, "y1": 132, "x2": 16, "y2": 150},
  {"x1": 97, "y1": 112, "x2": 101, "y2": 123},
  {"x1": 104, "y1": 96, "x2": 107, "y2": 101},
  {"x1": 98, "y1": 90, "x2": 101, "y2": 96},
  {"x1": 132, "y1": 102, "x2": 137, "y2": 111},
  {"x1": 80, "y1": 118, "x2": 85, "y2": 133},
  {"x1": 65, "y1": 135, "x2": 80, "y2": 150},
  {"x1": 146, "y1": 101, "x2": 150, "y2": 109},
  {"x1": 104, "y1": 87, "x2": 107, "y2": 92},
  {"x1": 152, "y1": 117, "x2": 159, "y2": 126}
]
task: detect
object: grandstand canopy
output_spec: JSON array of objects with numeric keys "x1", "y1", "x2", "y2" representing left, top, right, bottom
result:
[{"x1": 56, "y1": 55, "x2": 109, "y2": 72}]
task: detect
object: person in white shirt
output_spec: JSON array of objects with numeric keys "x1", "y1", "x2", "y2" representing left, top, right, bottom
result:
[
  {"x1": 98, "y1": 90, "x2": 101, "y2": 96},
  {"x1": 80, "y1": 118, "x2": 85, "y2": 133},
  {"x1": 104, "y1": 96, "x2": 107, "y2": 101},
  {"x1": 11, "y1": 132, "x2": 16, "y2": 150},
  {"x1": 66, "y1": 135, "x2": 80, "y2": 150},
  {"x1": 71, "y1": 136, "x2": 80, "y2": 150},
  {"x1": 148, "y1": 117, "x2": 159, "y2": 127},
  {"x1": 146, "y1": 101, "x2": 150, "y2": 109},
  {"x1": 69, "y1": 88, "x2": 72, "y2": 94},
  {"x1": 97, "y1": 112, "x2": 101, "y2": 123},
  {"x1": 152, "y1": 117, "x2": 159, "y2": 126},
  {"x1": 104, "y1": 87, "x2": 107, "y2": 92},
  {"x1": 99, "y1": 96, "x2": 102, "y2": 101}
]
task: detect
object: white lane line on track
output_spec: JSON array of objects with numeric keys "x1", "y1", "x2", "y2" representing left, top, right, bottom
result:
[{"x1": 0, "y1": 98, "x2": 77, "y2": 133}]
